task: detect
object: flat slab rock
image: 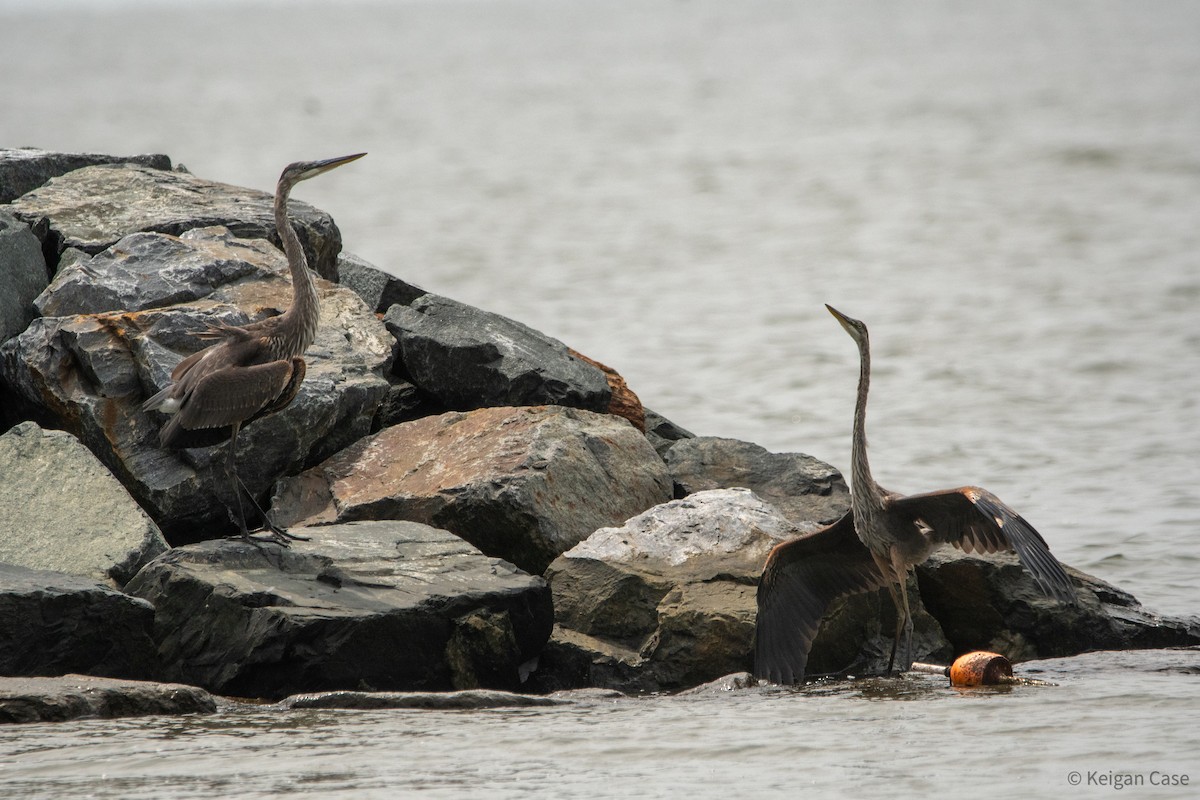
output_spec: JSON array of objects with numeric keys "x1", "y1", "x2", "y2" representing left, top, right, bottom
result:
[
  {"x1": 9, "y1": 163, "x2": 344, "y2": 278},
  {"x1": 271, "y1": 405, "x2": 673, "y2": 574},
  {"x1": 0, "y1": 562, "x2": 161, "y2": 680},
  {"x1": 0, "y1": 675, "x2": 215, "y2": 725},
  {"x1": 0, "y1": 148, "x2": 171, "y2": 205},
  {"x1": 0, "y1": 422, "x2": 168, "y2": 586},
  {"x1": 123, "y1": 520, "x2": 554, "y2": 699}
]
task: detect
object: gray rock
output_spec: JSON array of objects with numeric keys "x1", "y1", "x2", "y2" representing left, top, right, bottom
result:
[
  {"x1": 0, "y1": 563, "x2": 161, "y2": 680},
  {"x1": 665, "y1": 436, "x2": 849, "y2": 526},
  {"x1": 283, "y1": 689, "x2": 564, "y2": 710},
  {"x1": 644, "y1": 408, "x2": 695, "y2": 458},
  {"x1": 0, "y1": 422, "x2": 168, "y2": 586},
  {"x1": 336, "y1": 251, "x2": 427, "y2": 313},
  {"x1": 383, "y1": 293, "x2": 612, "y2": 412},
  {"x1": 0, "y1": 675, "x2": 214, "y2": 725},
  {"x1": 916, "y1": 550, "x2": 1200, "y2": 660},
  {"x1": 543, "y1": 488, "x2": 948, "y2": 692},
  {"x1": 0, "y1": 209, "x2": 47, "y2": 345},
  {"x1": 0, "y1": 147, "x2": 171, "y2": 204},
  {"x1": 10, "y1": 163, "x2": 343, "y2": 278},
  {"x1": 123, "y1": 521, "x2": 554, "y2": 699},
  {"x1": 270, "y1": 405, "x2": 674, "y2": 574},
  {"x1": 0, "y1": 227, "x2": 391, "y2": 539},
  {"x1": 677, "y1": 671, "x2": 759, "y2": 695}
]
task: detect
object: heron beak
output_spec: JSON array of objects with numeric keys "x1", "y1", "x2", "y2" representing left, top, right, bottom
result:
[
  {"x1": 297, "y1": 152, "x2": 367, "y2": 181},
  {"x1": 825, "y1": 304, "x2": 861, "y2": 337}
]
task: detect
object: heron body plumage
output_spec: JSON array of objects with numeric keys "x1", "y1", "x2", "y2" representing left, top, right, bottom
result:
[
  {"x1": 142, "y1": 152, "x2": 365, "y2": 545},
  {"x1": 754, "y1": 305, "x2": 1075, "y2": 684}
]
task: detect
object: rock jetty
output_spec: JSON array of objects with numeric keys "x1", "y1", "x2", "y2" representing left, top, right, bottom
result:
[{"x1": 1, "y1": 148, "x2": 1197, "y2": 722}]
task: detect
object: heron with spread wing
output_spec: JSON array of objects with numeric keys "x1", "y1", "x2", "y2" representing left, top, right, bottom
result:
[
  {"x1": 142, "y1": 153, "x2": 366, "y2": 546},
  {"x1": 754, "y1": 305, "x2": 1076, "y2": 684}
]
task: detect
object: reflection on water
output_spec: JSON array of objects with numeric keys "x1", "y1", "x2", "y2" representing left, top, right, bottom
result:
[{"x1": 1, "y1": 0, "x2": 1198, "y2": 796}]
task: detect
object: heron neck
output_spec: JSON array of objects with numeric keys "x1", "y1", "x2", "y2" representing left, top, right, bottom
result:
[
  {"x1": 849, "y1": 336, "x2": 878, "y2": 499},
  {"x1": 274, "y1": 181, "x2": 321, "y2": 356}
]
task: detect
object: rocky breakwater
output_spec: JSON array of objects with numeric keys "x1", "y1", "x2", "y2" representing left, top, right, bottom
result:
[{"x1": 1, "y1": 148, "x2": 1198, "y2": 721}]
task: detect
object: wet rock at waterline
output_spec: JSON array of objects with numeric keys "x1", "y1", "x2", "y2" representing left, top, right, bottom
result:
[
  {"x1": 0, "y1": 208, "x2": 47, "y2": 346},
  {"x1": 9, "y1": 162, "x2": 344, "y2": 279},
  {"x1": 0, "y1": 226, "x2": 391, "y2": 541},
  {"x1": 915, "y1": 550, "x2": 1200, "y2": 659},
  {"x1": 0, "y1": 422, "x2": 168, "y2": 586},
  {"x1": 0, "y1": 674, "x2": 215, "y2": 725},
  {"x1": 270, "y1": 405, "x2": 673, "y2": 574},
  {"x1": 664, "y1": 435, "x2": 850, "y2": 526},
  {"x1": 123, "y1": 521, "x2": 554, "y2": 699},
  {"x1": 0, "y1": 563, "x2": 161, "y2": 680},
  {"x1": 0, "y1": 147, "x2": 172, "y2": 205}
]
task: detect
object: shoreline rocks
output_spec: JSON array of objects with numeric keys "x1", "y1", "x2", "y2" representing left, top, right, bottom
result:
[{"x1": 1, "y1": 148, "x2": 1197, "y2": 718}]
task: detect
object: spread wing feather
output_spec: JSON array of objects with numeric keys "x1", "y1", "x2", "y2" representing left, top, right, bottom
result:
[
  {"x1": 754, "y1": 512, "x2": 888, "y2": 684},
  {"x1": 886, "y1": 487, "x2": 1075, "y2": 603}
]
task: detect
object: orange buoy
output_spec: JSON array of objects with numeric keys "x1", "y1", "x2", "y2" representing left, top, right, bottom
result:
[{"x1": 948, "y1": 651, "x2": 1013, "y2": 686}]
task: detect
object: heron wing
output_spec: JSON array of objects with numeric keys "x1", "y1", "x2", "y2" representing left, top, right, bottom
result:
[
  {"x1": 754, "y1": 512, "x2": 888, "y2": 684},
  {"x1": 886, "y1": 487, "x2": 1075, "y2": 603},
  {"x1": 158, "y1": 359, "x2": 299, "y2": 447}
]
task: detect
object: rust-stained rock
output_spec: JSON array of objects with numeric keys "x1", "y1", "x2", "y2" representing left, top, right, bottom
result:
[
  {"x1": 271, "y1": 405, "x2": 673, "y2": 574},
  {"x1": 569, "y1": 348, "x2": 646, "y2": 432},
  {"x1": 9, "y1": 163, "x2": 344, "y2": 278},
  {"x1": 0, "y1": 226, "x2": 391, "y2": 541}
]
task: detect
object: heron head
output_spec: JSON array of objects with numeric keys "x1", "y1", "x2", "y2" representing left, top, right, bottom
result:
[
  {"x1": 825, "y1": 304, "x2": 869, "y2": 345},
  {"x1": 279, "y1": 152, "x2": 367, "y2": 189}
]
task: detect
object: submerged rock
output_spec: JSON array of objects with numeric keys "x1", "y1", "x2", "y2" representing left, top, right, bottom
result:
[
  {"x1": 123, "y1": 521, "x2": 554, "y2": 699},
  {"x1": 271, "y1": 405, "x2": 673, "y2": 574},
  {"x1": 0, "y1": 422, "x2": 168, "y2": 586},
  {"x1": 0, "y1": 563, "x2": 161, "y2": 680},
  {"x1": 0, "y1": 674, "x2": 214, "y2": 725},
  {"x1": 0, "y1": 226, "x2": 390, "y2": 540},
  {"x1": 283, "y1": 688, "x2": 565, "y2": 710},
  {"x1": 0, "y1": 147, "x2": 171, "y2": 205},
  {"x1": 9, "y1": 163, "x2": 344, "y2": 278},
  {"x1": 664, "y1": 436, "x2": 849, "y2": 527}
]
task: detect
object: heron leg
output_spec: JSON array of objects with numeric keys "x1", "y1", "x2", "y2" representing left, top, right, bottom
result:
[
  {"x1": 222, "y1": 424, "x2": 291, "y2": 548},
  {"x1": 892, "y1": 549, "x2": 915, "y2": 673},
  {"x1": 873, "y1": 553, "x2": 905, "y2": 675},
  {"x1": 232, "y1": 473, "x2": 310, "y2": 542}
]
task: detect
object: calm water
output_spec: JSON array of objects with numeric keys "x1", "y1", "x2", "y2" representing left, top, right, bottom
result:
[{"x1": 2, "y1": 0, "x2": 1198, "y2": 796}]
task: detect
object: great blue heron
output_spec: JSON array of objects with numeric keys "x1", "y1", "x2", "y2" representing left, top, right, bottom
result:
[
  {"x1": 754, "y1": 305, "x2": 1076, "y2": 684},
  {"x1": 142, "y1": 152, "x2": 366, "y2": 546}
]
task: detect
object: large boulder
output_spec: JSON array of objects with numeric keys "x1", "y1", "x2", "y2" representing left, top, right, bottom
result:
[
  {"x1": 0, "y1": 209, "x2": 47, "y2": 346},
  {"x1": 0, "y1": 226, "x2": 391, "y2": 540},
  {"x1": 123, "y1": 521, "x2": 555, "y2": 699},
  {"x1": 0, "y1": 563, "x2": 161, "y2": 680},
  {"x1": 383, "y1": 293, "x2": 612, "y2": 413},
  {"x1": 9, "y1": 163, "x2": 344, "y2": 279},
  {"x1": 336, "y1": 251, "x2": 427, "y2": 313},
  {"x1": 664, "y1": 436, "x2": 850, "y2": 525},
  {"x1": 0, "y1": 675, "x2": 215, "y2": 724},
  {"x1": 270, "y1": 405, "x2": 674, "y2": 574},
  {"x1": 541, "y1": 488, "x2": 946, "y2": 691},
  {"x1": 0, "y1": 148, "x2": 171, "y2": 205},
  {"x1": 0, "y1": 422, "x2": 168, "y2": 586},
  {"x1": 916, "y1": 550, "x2": 1200, "y2": 659}
]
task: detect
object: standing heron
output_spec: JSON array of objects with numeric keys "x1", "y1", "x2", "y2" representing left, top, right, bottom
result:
[
  {"x1": 142, "y1": 152, "x2": 366, "y2": 546},
  {"x1": 754, "y1": 305, "x2": 1076, "y2": 684}
]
